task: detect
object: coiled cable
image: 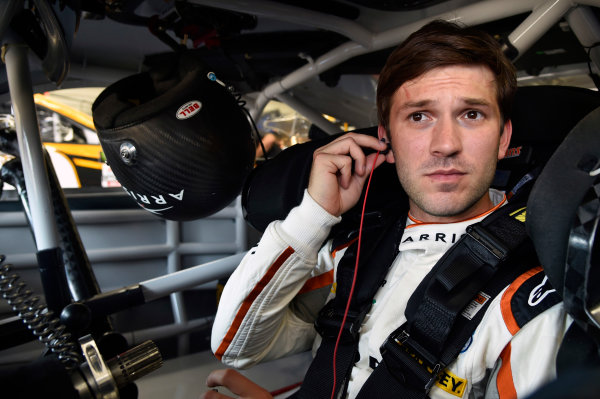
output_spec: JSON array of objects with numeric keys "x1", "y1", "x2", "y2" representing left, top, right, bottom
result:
[
  {"x1": 206, "y1": 71, "x2": 267, "y2": 159},
  {"x1": 0, "y1": 255, "x2": 81, "y2": 369}
]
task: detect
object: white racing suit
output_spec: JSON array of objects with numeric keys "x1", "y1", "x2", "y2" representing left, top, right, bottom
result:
[{"x1": 212, "y1": 189, "x2": 571, "y2": 399}]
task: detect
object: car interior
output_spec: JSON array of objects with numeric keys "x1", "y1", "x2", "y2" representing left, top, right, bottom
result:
[{"x1": 1, "y1": 1, "x2": 600, "y2": 398}]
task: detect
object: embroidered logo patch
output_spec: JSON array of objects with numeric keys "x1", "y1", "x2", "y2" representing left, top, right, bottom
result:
[
  {"x1": 510, "y1": 207, "x2": 527, "y2": 223},
  {"x1": 435, "y1": 369, "x2": 467, "y2": 397},
  {"x1": 528, "y1": 275, "x2": 556, "y2": 306},
  {"x1": 504, "y1": 146, "x2": 522, "y2": 159}
]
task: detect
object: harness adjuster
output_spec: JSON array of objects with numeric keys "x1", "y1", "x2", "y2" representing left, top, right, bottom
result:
[
  {"x1": 314, "y1": 303, "x2": 367, "y2": 344},
  {"x1": 466, "y1": 224, "x2": 509, "y2": 261},
  {"x1": 380, "y1": 328, "x2": 445, "y2": 394}
]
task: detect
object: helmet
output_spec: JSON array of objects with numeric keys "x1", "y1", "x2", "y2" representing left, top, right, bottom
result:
[{"x1": 92, "y1": 53, "x2": 255, "y2": 221}]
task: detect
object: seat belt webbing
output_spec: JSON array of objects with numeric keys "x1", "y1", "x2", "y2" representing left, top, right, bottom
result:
[
  {"x1": 293, "y1": 209, "x2": 406, "y2": 398},
  {"x1": 298, "y1": 189, "x2": 534, "y2": 399},
  {"x1": 357, "y1": 201, "x2": 533, "y2": 398}
]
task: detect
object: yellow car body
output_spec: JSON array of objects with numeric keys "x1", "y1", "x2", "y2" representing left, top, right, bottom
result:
[{"x1": 33, "y1": 88, "x2": 119, "y2": 188}]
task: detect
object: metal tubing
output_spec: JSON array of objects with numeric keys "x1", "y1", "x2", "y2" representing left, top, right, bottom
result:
[
  {"x1": 166, "y1": 220, "x2": 189, "y2": 355},
  {"x1": 588, "y1": 303, "x2": 600, "y2": 329},
  {"x1": 249, "y1": 0, "x2": 544, "y2": 118},
  {"x1": 122, "y1": 316, "x2": 214, "y2": 344},
  {"x1": 141, "y1": 252, "x2": 246, "y2": 302},
  {"x1": 0, "y1": 241, "x2": 243, "y2": 268},
  {"x1": 188, "y1": 0, "x2": 374, "y2": 47},
  {"x1": 508, "y1": 0, "x2": 576, "y2": 60},
  {"x1": 86, "y1": 242, "x2": 241, "y2": 262},
  {"x1": 3, "y1": 44, "x2": 61, "y2": 250},
  {"x1": 250, "y1": 41, "x2": 366, "y2": 119},
  {"x1": 576, "y1": 0, "x2": 600, "y2": 7},
  {"x1": 567, "y1": 6, "x2": 600, "y2": 72},
  {"x1": 275, "y1": 92, "x2": 342, "y2": 135},
  {"x1": 566, "y1": 6, "x2": 600, "y2": 46},
  {"x1": 370, "y1": 0, "x2": 541, "y2": 49},
  {"x1": 234, "y1": 196, "x2": 247, "y2": 252}
]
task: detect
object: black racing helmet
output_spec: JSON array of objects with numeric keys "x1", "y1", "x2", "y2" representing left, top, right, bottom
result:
[{"x1": 92, "y1": 52, "x2": 255, "y2": 221}]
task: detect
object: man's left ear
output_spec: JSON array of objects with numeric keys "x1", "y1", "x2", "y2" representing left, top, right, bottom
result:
[{"x1": 498, "y1": 119, "x2": 513, "y2": 160}]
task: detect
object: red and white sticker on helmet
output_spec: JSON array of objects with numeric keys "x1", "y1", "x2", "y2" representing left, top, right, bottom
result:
[{"x1": 176, "y1": 100, "x2": 202, "y2": 120}]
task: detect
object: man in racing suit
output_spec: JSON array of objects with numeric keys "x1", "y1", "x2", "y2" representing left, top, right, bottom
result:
[{"x1": 205, "y1": 20, "x2": 571, "y2": 399}]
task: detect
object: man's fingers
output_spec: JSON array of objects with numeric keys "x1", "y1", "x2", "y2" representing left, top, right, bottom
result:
[
  {"x1": 327, "y1": 132, "x2": 387, "y2": 152},
  {"x1": 312, "y1": 152, "x2": 353, "y2": 188},
  {"x1": 312, "y1": 144, "x2": 386, "y2": 187},
  {"x1": 205, "y1": 369, "x2": 272, "y2": 398},
  {"x1": 201, "y1": 388, "x2": 232, "y2": 399},
  {"x1": 308, "y1": 133, "x2": 389, "y2": 216},
  {"x1": 206, "y1": 369, "x2": 239, "y2": 388},
  {"x1": 349, "y1": 152, "x2": 387, "y2": 191},
  {"x1": 315, "y1": 134, "x2": 387, "y2": 175},
  {"x1": 365, "y1": 151, "x2": 388, "y2": 174}
]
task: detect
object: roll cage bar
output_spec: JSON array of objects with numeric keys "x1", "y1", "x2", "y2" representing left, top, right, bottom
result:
[{"x1": 190, "y1": 0, "x2": 600, "y2": 128}]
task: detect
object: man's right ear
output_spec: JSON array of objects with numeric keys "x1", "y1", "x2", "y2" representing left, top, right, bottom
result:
[
  {"x1": 377, "y1": 125, "x2": 395, "y2": 163},
  {"x1": 377, "y1": 124, "x2": 388, "y2": 141}
]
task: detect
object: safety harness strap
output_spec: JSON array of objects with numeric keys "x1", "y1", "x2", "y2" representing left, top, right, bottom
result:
[
  {"x1": 357, "y1": 194, "x2": 535, "y2": 398},
  {"x1": 407, "y1": 203, "x2": 529, "y2": 354},
  {"x1": 298, "y1": 185, "x2": 535, "y2": 399},
  {"x1": 293, "y1": 206, "x2": 406, "y2": 399}
]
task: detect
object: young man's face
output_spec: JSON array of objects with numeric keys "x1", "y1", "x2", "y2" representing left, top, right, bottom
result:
[{"x1": 384, "y1": 64, "x2": 512, "y2": 223}]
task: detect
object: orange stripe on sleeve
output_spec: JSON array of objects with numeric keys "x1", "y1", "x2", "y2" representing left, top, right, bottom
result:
[
  {"x1": 298, "y1": 269, "x2": 334, "y2": 295},
  {"x1": 301, "y1": 238, "x2": 356, "y2": 296},
  {"x1": 331, "y1": 237, "x2": 358, "y2": 258},
  {"x1": 497, "y1": 343, "x2": 517, "y2": 399},
  {"x1": 500, "y1": 266, "x2": 543, "y2": 335},
  {"x1": 214, "y1": 246, "x2": 295, "y2": 360}
]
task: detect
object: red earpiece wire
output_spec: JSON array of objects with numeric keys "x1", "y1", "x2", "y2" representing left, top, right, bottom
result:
[{"x1": 330, "y1": 150, "x2": 381, "y2": 399}]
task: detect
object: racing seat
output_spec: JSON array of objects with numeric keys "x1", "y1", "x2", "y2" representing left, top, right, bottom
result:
[
  {"x1": 243, "y1": 85, "x2": 600, "y2": 234},
  {"x1": 525, "y1": 94, "x2": 600, "y2": 397},
  {"x1": 241, "y1": 85, "x2": 600, "y2": 393}
]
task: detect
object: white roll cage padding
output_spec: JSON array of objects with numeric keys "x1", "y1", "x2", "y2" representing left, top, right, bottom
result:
[{"x1": 192, "y1": 0, "x2": 600, "y2": 133}]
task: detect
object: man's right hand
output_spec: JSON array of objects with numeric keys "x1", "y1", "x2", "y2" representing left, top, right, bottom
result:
[
  {"x1": 307, "y1": 132, "x2": 391, "y2": 216},
  {"x1": 201, "y1": 369, "x2": 273, "y2": 399}
]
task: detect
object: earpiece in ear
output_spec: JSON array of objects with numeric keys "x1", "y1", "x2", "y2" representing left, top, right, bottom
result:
[
  {"x1": 377, "y1": 125, "x2": 387, "y2": 141},
  {"x1": 378, "y1": 137, "x2": 391, "y2": 155},
  {"x1": 381, "y1": 142, "x2": 391, "y2": 155}
]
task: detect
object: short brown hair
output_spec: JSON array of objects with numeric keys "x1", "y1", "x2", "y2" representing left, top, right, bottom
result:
[{"x1": 377, "y1": 20, "x2": 517, "y2": 133}]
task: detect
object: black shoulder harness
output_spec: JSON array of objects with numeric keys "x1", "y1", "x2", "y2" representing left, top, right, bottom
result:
[{"x1": 293, "y1": 185, "x2": 555, "y2": 399}]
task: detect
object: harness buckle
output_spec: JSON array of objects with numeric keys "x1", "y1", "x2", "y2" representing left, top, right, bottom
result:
[
  {"x1": 380, "y1": 328, "x2": 445, "y2": 394},
  {"x1": 314, "y1": 302, "x2": 366, "y2": 344},
  {"x1": 466, "y1": 224, "x2": 509, "y2": 261}
]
